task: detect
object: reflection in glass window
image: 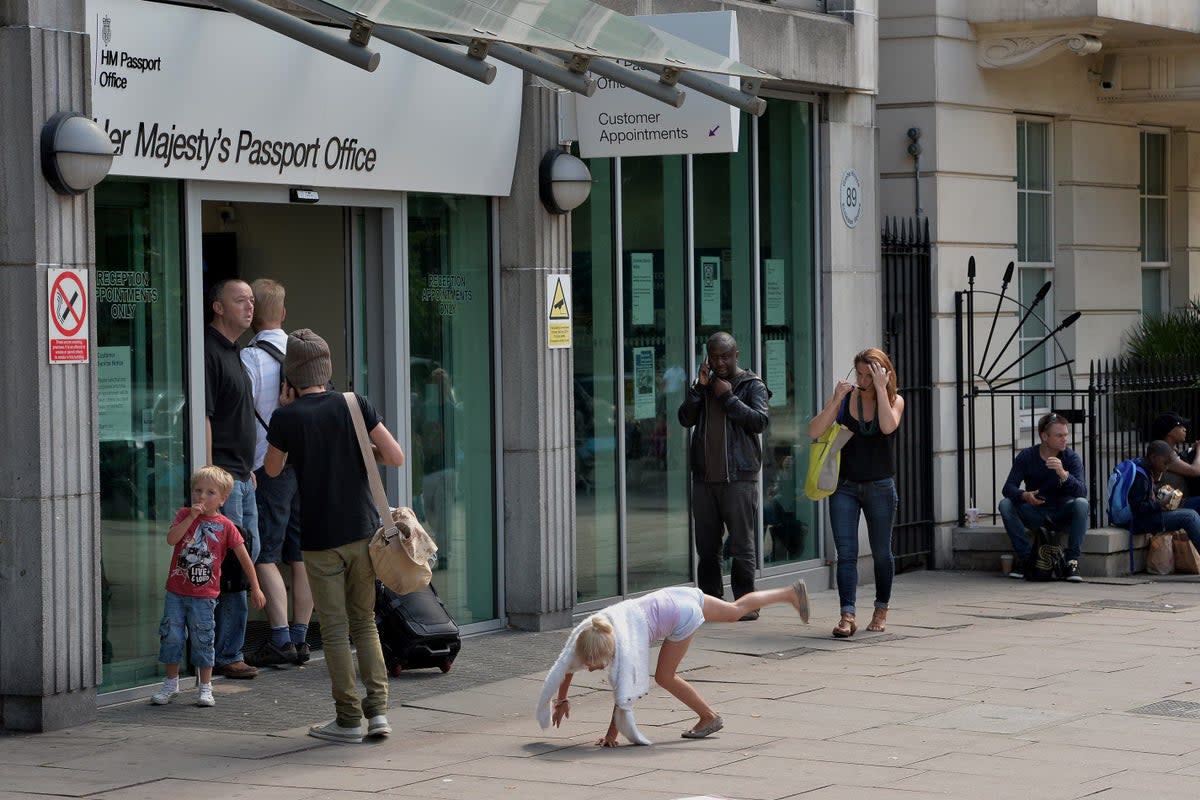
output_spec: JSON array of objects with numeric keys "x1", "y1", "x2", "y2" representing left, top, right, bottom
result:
[
  {"x1": 407, "y1": 194, "x2": 496, "y2": 625},
  {"x1": 95, "y1": 179, "x2": 188, "y2": 691}
]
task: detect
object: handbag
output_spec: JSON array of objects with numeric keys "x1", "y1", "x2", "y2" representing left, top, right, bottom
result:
[
  {"x1": 343, "y1": 392, "x2": 437, "y2": 595},
  {"x1": 219, "y1": 524, "x2": 252, "y2": 593},
  {"x1": 803, "y1": 421, "x2": 853, "y2": 500}
]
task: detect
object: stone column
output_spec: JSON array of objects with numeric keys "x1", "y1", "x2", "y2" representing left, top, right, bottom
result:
[
  {"x1": 0, "y1": 0, "x2": 102, "y2": 731},
  {"x1": 497, "y1": 79, "x2": 576, "y2": 631}
]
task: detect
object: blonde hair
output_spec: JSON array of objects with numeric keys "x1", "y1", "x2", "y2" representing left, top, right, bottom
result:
[
  {"x1": 251, "y1": 278, "x2": 285, "y2": 327},
  {"x1": 191, "y1": 465, "x2": 234, "y2": 498},
  {"x1": 575, "y1": 615, "x2": 616, "y2": 667},
  {"x1": 855, "y1": 347, "x2": 898, "y2": 404}
]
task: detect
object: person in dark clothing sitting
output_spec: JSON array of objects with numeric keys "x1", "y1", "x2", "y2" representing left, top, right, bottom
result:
[
  {"x1": 998, "y1": 412, "x2": 1088, "y2": 582},
  {"x1": 1129, "y1": 440, "x2": 1200, "y2": 553}
]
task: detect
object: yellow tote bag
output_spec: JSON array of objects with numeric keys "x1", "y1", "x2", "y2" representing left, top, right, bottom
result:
[{"x1": 803, "y1": 423, "x2": 854, "y2": 500}]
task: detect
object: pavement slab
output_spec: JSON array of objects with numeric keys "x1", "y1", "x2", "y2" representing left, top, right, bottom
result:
[{"x1": 8, "y1": 570, "x2": 1200, "y2": 799}]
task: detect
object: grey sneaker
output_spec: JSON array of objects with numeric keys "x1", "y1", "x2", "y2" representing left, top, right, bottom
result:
[
  {"x1": 151, "y1": 680, "x2": 179, "y2": 705},
  {"x1": 308, "y1": 720, "x2": 364, "y2": 744},
  {"x1": 366, "y1": 715, "x2": 392, "y2": 738},
  {"x1": 294, "y1": 642, "x2": 311, "y2": 665},
  {"x1": 196, "y1": 685, "x2": 215, "y2": 707}
]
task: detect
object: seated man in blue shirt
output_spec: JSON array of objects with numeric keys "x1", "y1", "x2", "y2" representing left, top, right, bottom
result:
[
  {"x1": 998, "y1": 412, "x2": 1088, "y2": 582},
  {"x1": 1129, "y1": 440, "x2": 1200, "y2": 551}
]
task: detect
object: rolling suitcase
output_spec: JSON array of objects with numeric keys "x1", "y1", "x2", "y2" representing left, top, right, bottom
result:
[{"x1": 374, "y1": 580, "x2": 461, "y2": 675}]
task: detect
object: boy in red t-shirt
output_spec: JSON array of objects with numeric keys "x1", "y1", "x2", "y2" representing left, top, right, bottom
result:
[{"x1": 152, "y1": 466, "x2": 265, "y2": 707}]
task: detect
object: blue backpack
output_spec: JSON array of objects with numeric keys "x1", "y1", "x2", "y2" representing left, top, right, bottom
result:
[{"x1": 1106, "y1": 459, "x2": 1147, "y2": 527}]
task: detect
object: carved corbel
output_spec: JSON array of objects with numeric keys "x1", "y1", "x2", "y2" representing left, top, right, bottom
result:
[{"x1": 977, "y1": 33, "x2": 1102, "y2": 70}]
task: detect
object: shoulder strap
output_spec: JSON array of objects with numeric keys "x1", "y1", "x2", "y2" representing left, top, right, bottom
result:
[
  {"x1": 343, "y1": 392, "x2": 397, "y2": 536},
  {"x1": 254, "y1": 339, "x2": 286, "y2": 364}
]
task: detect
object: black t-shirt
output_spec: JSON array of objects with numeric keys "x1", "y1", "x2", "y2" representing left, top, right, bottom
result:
[
  {"x1": 267, "y1": 391, "x2": 382, "y2": 551},
  {"x1": 204, "y1": 325, "x2": 255, "y2": 480}
]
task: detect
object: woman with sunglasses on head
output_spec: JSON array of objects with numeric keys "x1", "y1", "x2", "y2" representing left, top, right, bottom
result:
[{"x1": 808, "y1": 348, "x2": 905, "y2": 638}]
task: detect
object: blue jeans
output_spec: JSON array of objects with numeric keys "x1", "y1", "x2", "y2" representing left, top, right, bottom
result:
[
  {"x1": 828, "y1": 478, "x2": 897, "y2": 616},
  {"x1": 215, "y1": 477, "x2": 259, "y2": 666},
  {"x1": 158, "y1": 591, "x2": 218, "y2": 668},
  {"x1": 1132, "y1": 496, "x2": 1200, "y2": 553},
  {"x1": 998, "y1": 497, "x2": 1088, "y2": 562}
]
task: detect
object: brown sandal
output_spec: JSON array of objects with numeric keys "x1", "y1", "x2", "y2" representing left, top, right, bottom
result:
[
  {"x1": 832, "y1": 614, "x2": 857, "y2": 638},
  {"x1": 867, "y1": 609, "x2": 887, "y2": 633}
]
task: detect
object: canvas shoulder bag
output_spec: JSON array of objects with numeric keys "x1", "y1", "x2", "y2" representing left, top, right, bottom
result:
[
  {"x1": 343, "y1": 392, "x2": 437, "y2": 595},
  {"x1": 804, "y1": 395, "x2": 854, "y2": 501}
]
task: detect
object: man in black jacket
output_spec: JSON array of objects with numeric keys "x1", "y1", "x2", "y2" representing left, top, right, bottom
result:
[{"x1": 678, "y1": 332, "x2": 769, "y2": 616}]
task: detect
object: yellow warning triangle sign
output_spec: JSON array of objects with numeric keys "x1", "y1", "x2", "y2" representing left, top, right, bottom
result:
[{"x1": 549, "y1": 279, "x2": 570, "y2": 320}]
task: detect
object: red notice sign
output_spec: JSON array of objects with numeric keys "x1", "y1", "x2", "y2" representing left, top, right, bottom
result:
[{"x1": 48, "y1": 269, "x2": 90, "y2": 364}]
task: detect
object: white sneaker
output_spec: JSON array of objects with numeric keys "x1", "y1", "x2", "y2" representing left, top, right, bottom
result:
[
  {"x1": 151, "y1": 679, "x2": 179, "y2": 705},
  {"x1": 308, "y1": 720, "x2": 364, "y2": 743},
  {"x1": 196, "y1": 684, "x2": 215, "y2": 707},
  {"x1": 366, "y1": 715, "x2": 392, "y2": 738}
]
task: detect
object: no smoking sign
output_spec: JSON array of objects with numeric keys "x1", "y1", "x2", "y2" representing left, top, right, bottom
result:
[{"x1": 48, "y1": 268, "x2": 90, "y2": 364}]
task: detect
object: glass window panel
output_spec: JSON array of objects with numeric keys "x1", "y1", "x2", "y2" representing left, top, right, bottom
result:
[
  {"x1": 758, "y1": 100, "x2": 818, "y2": 566},
  {"x1": 1018, "y1": 268, "x2": 1049, "y2": 406},
  {"x1": 96, "y1": 178, "x2": 188, "y2": 691},
  {"x1": 1143, "y1": 132, "x2": 1167, "y2": 196},
  {"x1": 1144, "y1": 198, "x2": 1168, "y2": 263},
  {"x1": 1017, "y1": 194, "x2": 1028, "y2": 263},
  {"x1": 571, "y1": 155, "x2": 621, "y2": 603},
  {"x1": 1025, "y1": 122, "x2": 1049, "y2": 191},
  {"x1": 621, "y1": 155, "x2": 691, "y2": 593},
  {"x1": 407, "y1": 193, "x2": 496, "y2": 625},
  {"x1": 1142, "y1": 268, "x2": 1166, "y2": 318},
  {"x1": 1025, "y1": 193, "x2": 1052, "y2": 263}
]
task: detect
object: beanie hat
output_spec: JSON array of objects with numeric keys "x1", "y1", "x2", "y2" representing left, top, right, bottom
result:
[{"x1": 284, "y1": 328, "x2": 332, "y2": 389}]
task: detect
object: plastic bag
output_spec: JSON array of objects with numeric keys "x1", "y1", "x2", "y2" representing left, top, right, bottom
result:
[{"x1": 803, "y1": 423, "x2": 853, "y2": 501}]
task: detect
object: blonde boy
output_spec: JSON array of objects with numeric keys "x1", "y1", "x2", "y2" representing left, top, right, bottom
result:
[{"x1": 152, "y1": 466, "x2": 265, "y2": 707}]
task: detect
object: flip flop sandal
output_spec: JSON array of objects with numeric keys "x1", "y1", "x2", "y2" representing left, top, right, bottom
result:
[
  {"x1": 832, "y1": 615, "x2": 857, "y2": 638},
  {"x1": 681, "y1": 716, "x2": 724, "y2": 739},
  {"x1": 792, "y1": 579, "x2": 810, "y2": 624},
  {"x1": 867, "y1": 610, "x2": 887, "y2": 632}
]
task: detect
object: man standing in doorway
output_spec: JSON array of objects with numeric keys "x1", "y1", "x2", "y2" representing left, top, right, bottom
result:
[
  {"x1": 205, "y1": 278, "x2": 259, "y2": 679},
  {"x1": 678, "y1": 332, "x2": 770, "y2": 619},
  {"x1": 241, "y1": 279, "x2": 314, "y2": 668}
]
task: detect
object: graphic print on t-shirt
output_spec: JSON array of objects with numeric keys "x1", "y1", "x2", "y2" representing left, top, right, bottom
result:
[{"x1": 173, "y1": 519, "x2": 223, "y2": 587}]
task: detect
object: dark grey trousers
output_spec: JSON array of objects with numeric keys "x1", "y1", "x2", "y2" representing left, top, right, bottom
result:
[{"x1": 692, "y1": 479, "x2": 759, "y2": 600}]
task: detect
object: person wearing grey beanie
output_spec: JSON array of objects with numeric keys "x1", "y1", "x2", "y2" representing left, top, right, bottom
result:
[{"x1": 264, "y1": 329, "x2": 406, "y2": 743}]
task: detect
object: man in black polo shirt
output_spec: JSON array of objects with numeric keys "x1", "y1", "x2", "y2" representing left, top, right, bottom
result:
[{"x1": 205, "y1": 278, "x2": 260, "y2": 679}]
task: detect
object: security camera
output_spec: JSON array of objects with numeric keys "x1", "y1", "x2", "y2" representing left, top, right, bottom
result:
[{"x1": 218, "y1": 204, "x2": 236, "y2": 224}]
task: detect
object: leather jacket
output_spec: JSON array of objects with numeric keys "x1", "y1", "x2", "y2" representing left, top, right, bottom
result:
[{"x1": 677, "y1": 369, "x2": 769, "y2": 481}]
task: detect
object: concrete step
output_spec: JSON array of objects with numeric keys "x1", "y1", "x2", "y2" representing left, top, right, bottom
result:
[{"x1": 952, "y1": 525, "x2": 1147, "y2": 577}]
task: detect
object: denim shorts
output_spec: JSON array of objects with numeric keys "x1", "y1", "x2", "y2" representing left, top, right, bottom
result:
[{"x1": 158, "y1": 591, "x2": 218, "y2": 667}]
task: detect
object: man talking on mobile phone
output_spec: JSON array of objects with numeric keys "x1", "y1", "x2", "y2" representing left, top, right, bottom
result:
[
  {"x1": 677, "y1": 332, "x2": 770, "y2": 618},
  {"x1": 998, "y1": 412, "x2": 1088, "y2": 582}
]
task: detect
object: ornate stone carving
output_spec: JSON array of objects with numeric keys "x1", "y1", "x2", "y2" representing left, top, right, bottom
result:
[{"x1": 977, "y1": 33, "x2": 1102, "y2": 70}]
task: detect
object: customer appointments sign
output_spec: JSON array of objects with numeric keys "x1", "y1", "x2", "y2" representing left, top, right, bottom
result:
[
  {"x1": 574, "y1": 11, "x2": 740, "y2": 158},
  {"x1": 48, "y1": 269, "x2": 90, "y2": 364}
]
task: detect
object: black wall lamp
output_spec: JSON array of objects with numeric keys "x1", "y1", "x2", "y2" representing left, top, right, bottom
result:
[
  {"x1": 41, "y1": 112, "x2": 115, "y2": 195},
  {"x1": 539, "y1": 149, "x2": 592, "y2": 215}
]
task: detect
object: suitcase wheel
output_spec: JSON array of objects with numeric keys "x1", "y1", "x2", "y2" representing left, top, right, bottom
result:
[
  {"x1": 391, "y1": 663, "x2": 403, "y2": 677},
  {"x1": 440, "y1": 659, "x2": 452, "y2": 674}
]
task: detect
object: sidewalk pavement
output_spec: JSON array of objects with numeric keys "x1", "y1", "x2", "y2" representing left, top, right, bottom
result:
[{"x1": 4, "y1": 570, "x2": 1200, "y2": 800}]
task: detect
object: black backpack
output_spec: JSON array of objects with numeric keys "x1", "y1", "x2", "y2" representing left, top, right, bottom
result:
[{"x1": 1024, "y1": 526, "x2": 1065, "y2": 581}]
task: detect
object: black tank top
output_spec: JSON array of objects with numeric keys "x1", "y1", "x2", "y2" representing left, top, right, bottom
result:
[{"x1": 838, "y1": 393, "x2": 897, "y2": 482}]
